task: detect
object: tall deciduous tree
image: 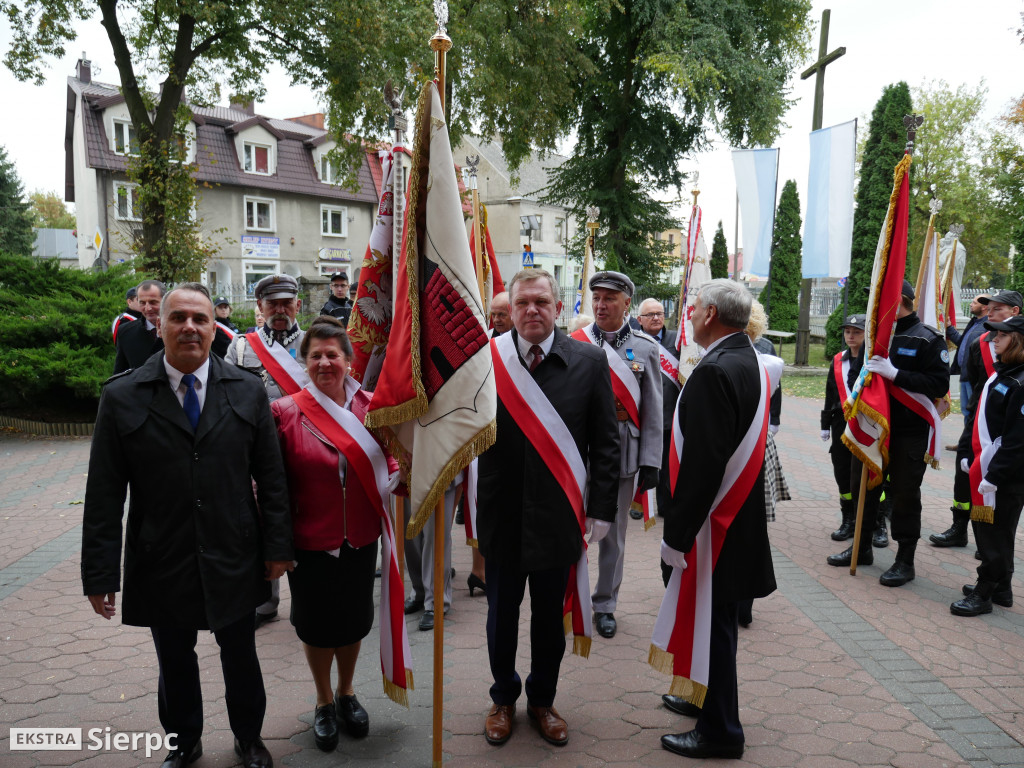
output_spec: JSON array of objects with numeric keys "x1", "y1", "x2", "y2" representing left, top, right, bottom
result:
[
  {"x1": 710, "y1": 220, "x2": 729, "y2": 279},
  {"x1": 824, "y1": 82, "x2": 913, "y2": 358},
  {"x1": 0, "y1": 146, "x2": 35, "y2": 256},
  {"x1": 29, "y1": 190, "x2": 77, "y2": 229},
  {"x1": 766, "y1": 180, "x2": 801, "y2": 332},
  {"x1": 543, "y1": 0, "x2": 812, "y2": 287}
]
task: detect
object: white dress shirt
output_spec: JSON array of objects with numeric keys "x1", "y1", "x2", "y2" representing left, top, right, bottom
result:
[
  {"x1": 164, "y1": 356, "x2": 211, "y2": 412},
  {"x1": 516, "y1": 331, "x2": 555, "y2": 369}
]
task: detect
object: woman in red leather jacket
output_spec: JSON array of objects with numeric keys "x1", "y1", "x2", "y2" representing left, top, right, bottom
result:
[{"x1": 272, "y1": 316, "x2": 398, "y2": 752}]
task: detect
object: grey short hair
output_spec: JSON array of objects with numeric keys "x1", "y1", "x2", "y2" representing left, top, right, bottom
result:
[
  {"x1": 136, "y1": 279, "x2": 167, "y2": 296},
  {"x1": 697, "y1": 278, "x2": 751, "y2": 329},
  {"x1": 161, "y1": 282, "x2": 212, "y2": 319},
  {"x1": 508, "y1": 268, "x2": 559, "y2": 302}
]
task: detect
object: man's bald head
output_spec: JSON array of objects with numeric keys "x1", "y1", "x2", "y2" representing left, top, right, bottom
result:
[
  {"x1": 637, "y1": 298, "x2": 665, "y2": 336},
  {"x1": 490, "y1": 291, "x2": 512, "y2": 334}
]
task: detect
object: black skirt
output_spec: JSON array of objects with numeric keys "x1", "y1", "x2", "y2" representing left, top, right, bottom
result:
[{"x1": 287, "y1": 542, "x2": 378, "y2": 648}]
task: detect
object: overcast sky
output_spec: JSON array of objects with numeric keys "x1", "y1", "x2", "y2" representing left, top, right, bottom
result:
[{"x1": 2, "y1": 0, "x2": 1022, "y2": 254}]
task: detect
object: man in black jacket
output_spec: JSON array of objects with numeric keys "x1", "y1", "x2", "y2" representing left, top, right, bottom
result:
[
  {"x1": 637, "y1": 298, "x2": 678, "y2": 518},
  {"x1": 320, "y1": 272, "x2": 352, "y2": 325},
  {"x1": 476, "y1": 269, "x2": 619, "y2": 748},
  {"x1": 83, "y1": 283, "x2": 293, "y2": 768},
  {"x1": 113, "y1": 279, "x2": 166, "y2": 374}
]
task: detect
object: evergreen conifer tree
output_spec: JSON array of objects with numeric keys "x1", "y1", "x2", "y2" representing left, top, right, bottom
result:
[
  {"x1": 711, "y1": 221, "x2": 729, "y2": 279},
  {"x1": 824, "y1": 82, "x2": 913, "y2": 358},
  {"x1": 766, "y1": 180, "x2": 802, "y2": 333},
  {"x1": 0, "y1": 146, "x2": 35, "y2": 257}
]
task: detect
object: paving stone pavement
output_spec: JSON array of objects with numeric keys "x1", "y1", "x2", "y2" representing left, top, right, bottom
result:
[{"x1": 2, "y1": 394, "x2": 1024, "y2": 768}]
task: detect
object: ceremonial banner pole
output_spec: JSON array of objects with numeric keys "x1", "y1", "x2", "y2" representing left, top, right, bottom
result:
[
  {"x1": 430, "y1": 7, "x2": 452, "y2": 766},
  {"x1": 465, "y1": 157, "x2": 487, "y2": 308}
]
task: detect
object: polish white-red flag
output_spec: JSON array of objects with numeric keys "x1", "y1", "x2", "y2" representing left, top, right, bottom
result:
[{"x1": 675, "y1": 204, "x2": 711, "y2": 384}]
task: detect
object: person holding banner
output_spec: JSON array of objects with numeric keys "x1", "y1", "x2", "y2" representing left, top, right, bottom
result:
[
  {"x1": 478, "y1": 269, "x2": 619, "y2": 747},
  {"x1": 576, "y1": 271, "x2": 662, "y2": 640},
  {"x1": 271, "y1": 316, "x2": 408, "y2": 750},
  {"x1": 226, "y1": 274, "x2": 308, "y2": 628},
  {"x1": 637, "y1": 298, "x2": 679, "y2": 520},
  {"x1": 951, "y1": 315, "x2": 1024, "y2": 616}
]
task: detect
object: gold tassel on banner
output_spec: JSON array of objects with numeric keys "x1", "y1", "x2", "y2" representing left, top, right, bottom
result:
[
  {"x1": 971, "y1": 505, "x2": 994, "y2": 524},
  {"x1": 382, "y1": 673, "x2": 414, "y2": 708}
]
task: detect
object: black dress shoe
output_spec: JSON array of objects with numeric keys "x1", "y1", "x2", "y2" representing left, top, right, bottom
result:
[
  {"x1": 233, "y1": 736, "x2": 273, "y2": 768},
  {"x1": 930, "y1": 521, "x2": 968, "y2": 547},
  {"x1": 419, "y1": 610, "x2": 435, "y2": 631},
  {"x1": 826, "y1": 546, "x2": 872, "y2": 567},
  {"x1": 404, "y1": 596, "x2": 424, "y2": 615},
  {"x1": 662, "y1": 694, "x2": 701, "y2": 717},
  {"x1": 335, "y1": 693, "x2": 369, "y2": 738},
  {"x1": 254, "y1": 610, "x2": 277, "y2": 630},
  {"x1": 594, "y1": 612, "x2": 617, "y2": 638},
  {"x1": 159, "y1": 739, "x2": 202, "y2": 768},
  {"x1": 313, "y1": 703, "x2": 338, "y2": 751},
  {"x1": 879, "y1": 561, "x2": 915, "y2": 587},
  {"x1": 962, "y1": 583, "x2": 1013, "y2": 607},
  {"x1": 661, "y1": 729, "x2": 743, "y2": 759},
  {"x1": 951, "y1": 592, "x2": 993, "y2": 617}
]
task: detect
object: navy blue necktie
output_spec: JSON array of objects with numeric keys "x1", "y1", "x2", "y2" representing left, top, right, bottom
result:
[{"x1": 181, "y1": 374, "x2": 200, "y2": 431}]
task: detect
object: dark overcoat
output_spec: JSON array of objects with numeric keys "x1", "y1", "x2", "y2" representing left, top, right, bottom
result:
[
  {"x1": 81, "y1": 352, "x2": 293, "y2": 631},
  {"x1": 663, "y1": 332, "x2": 777, "y2": 604},
  {"x1": 476, "y1": 328, "x2": 621, "y2": 571},
  {"x1": 113, "y1": 317, "x2": 164, "y2": 374}
]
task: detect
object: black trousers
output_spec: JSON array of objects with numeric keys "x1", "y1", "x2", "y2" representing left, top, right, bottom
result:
[
  {"x1": 485, "y1": 559, "x2": 570, "y2": 708},
  {"x1": 829, "y1": 422, "x2": 854, "y2": 496},
  {"x1": 973, "y1": 490, "x2": 1024, "y2": 592},
  {"x1": 150, "y1": 614, "x2": 266, "y2": 748},
  {"x1": 657, "y1": 428, "x2": 672, "y2": 516},
  {"x1": 695, "y1": 602, "x2": 744, "y2": 745}
]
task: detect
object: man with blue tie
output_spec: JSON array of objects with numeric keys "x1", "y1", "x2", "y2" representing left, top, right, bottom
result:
[{"x1": 82, "y1": 283, "x2": 293, "y2": 768}]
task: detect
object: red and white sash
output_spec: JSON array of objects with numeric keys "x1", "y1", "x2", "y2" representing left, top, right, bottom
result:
[
  {"x1": 490, "y1": 333, "x2": 593, "y2": 657},
  {"x1": 889, "y1": 384, "x2": 944, "y2": 468},
  {"x1": 216, "y1": 321, "x2": 236, "y2": 340},
  {"x1": 111, "y1": 312, "x2": 135, "y2": 343},
  {"x1": 246, "y1": 330, "x2": 310, "y2": 396},
  {"x1": 571, "y1": 326, "x2": 641, "y2": 427},
  {"x1": 969, "y1": 372, "x2": 999, "y2": 524},
  {"x1": 291, "y1": 381, "x2": 413, "y2": 705},
  {"x1": 651, "y1": 354, "x2": 769, "y2": 707},
  {"x1": 630, "y1": 483, "x2": 657, "y2": 531},
  {"x1": 833, "y1": 352, "x2": 851, "y2": 404},
  {"x1": 659, "y1": 345, "x2": 682, "y2": 389},
  {"x1": 980, "y1": 332, "x2": 997, "y2": 379}
]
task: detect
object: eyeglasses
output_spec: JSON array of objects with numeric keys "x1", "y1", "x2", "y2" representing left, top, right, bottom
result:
[{"x1": 639, "y1": 312, "x2": 665, "y2": 319}]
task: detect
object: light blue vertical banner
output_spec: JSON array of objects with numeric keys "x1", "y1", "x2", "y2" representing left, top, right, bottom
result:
[
  {"x1": 803, "y1": 119, "x2": 857, "y2": 278},
  {"x1": 732, "y1": 148, "x2": 779, "y2": 278}
]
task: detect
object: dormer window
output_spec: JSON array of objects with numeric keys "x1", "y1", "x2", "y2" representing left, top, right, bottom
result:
[
  {"x1": 243, "y1": 142, "x2": 272, "y2": 174},
  {"x1": 320, "y1": 155, "x2": 337, "y2": 184},
  {"x1": 113, "y1": 120, "x2": 138, "y2": 156}
]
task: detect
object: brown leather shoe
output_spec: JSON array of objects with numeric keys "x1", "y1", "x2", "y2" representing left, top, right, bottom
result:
[
  {"x1": 527, "y1": 705, "x2": 568, "y2": 746},
  {"x1": 485, "y1": 703, "x2": 514, "y2": 745}
]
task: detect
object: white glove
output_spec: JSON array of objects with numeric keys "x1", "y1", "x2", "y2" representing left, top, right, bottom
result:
[
  {"x1": 660, "y1": 539, "x2": 687, "y2": 570},
  {"x1": 960, "y1": 458, "x2": 970, "y2": 474},
  {"x1": 586, "y1": 519, "x2": 611, "y2": 544},
  {"x1": 820, "y1": 430, "x2": 831, "y2": 442},
  {"x1": 386, "y1": 471, "x2": 400, "y2": 493},
  {"x1": 866, "y1": 355, "x2": 898, "y2": 381},
  {"x1": 978, "y1": 479, "x2": 997, "y2": 495},
  {"x1": 769, "y1": 424, "x2": 780, "y2": 436}
]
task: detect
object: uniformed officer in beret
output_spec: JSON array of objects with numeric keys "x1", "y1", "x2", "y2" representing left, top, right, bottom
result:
[
  {"x1": 573, "y1": 271, "x2": 662, "y2": 639},
  {"x1": 827, "y1": 280, "x2": 949, "y2": 586}
]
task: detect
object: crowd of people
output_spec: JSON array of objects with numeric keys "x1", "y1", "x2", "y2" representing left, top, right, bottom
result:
[{"x1": 81, "y1": 270, "x2": 1023, "y2": 767}]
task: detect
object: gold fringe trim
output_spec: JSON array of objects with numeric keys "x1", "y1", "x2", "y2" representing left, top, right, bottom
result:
[
  {"x1": 648, "y1": 645, "x2": 708, "y2": 707},
  {"x1": 405, "y1": 420, "x2": 497, "y2": 538},
  {"x1": 971, "y1": 505, "x2": 994, "y2": 524},
  {"x1": 466, "y1": 537, "x2": 478, "y2": 548},
  {"x1": 840, "y1": 399, "x2": 891, "y2": 489},
  {"x1": 925, "y1": 453, "x2": 940, "y2": 470},
  {"x1": 644, "y1": 516, "x2": 657, "y2": 532},
  {"x1": 573, "y1": 634, "x2": 592, "y2": 659},
  {"x1": 563, "y1": 612, "x2": 572, "y2": 636},
  {"x1": 382, "y1": 670, "x2": 414, "y2": 708},
  {"x1": 648, "y1": 644, "x2": 675, "y2": 676}
]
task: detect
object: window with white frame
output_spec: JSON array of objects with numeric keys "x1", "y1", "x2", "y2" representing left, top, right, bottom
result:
[
  {"x1": 243, "y1": 142, "x2": 272, "y2": 174},
  {"x1": 533, "y1": 215, "x2": 543, "y2": 241},
  {"x1": 244, "y1": 196, "x2": 275, "y2": 231},
  {"x1": 321, "y1": 205, "x2": 348, "y2": 237},
  {"x1": 320, "y1": 155, "x2": 337, "y2": 184},
  {"x1": 112, "y1": 120, "x2": 138, "y2": 155},
  {"x1": 555, "y1": 217, "x2": 565, "y2": 244},
  {"x1": 243, "y1": 261, "x2": 279, "y2": 294},
  {"x1": 113, "y1": 182, "x2": 141, "y2": 221}
]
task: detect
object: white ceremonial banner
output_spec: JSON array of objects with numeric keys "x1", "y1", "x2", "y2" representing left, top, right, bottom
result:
[
  {"x1": 803, "y1": 120, "x2": 857, "y2": 278},
  {"x1": 732, "y1": 148, "x2": 779, "y2": 278}
]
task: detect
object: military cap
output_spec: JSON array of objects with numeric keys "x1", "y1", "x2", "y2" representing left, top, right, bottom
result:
[
  {"x1": 255, "y1": 274, "x2": 299, "y2": 301},
  {"x1": 126, "y1": 286, "x2": 137, "y2": 300},
  {"x1": 841, "y1": 314, "x2": 866, "y2": 330},
  {"x1": 329, "y1": 271, "x2": 349, "y2": 283},
  {"x1": 213, "y1": 295, "x2": 230, "y2": 307},
  {"x1": 589, "y1": 270, "x2": 635, "y2": 298},
  {"x1": 901, "y1": 279, "x2": 915, "y2": 301},
  {"x1": 984, "y1": 315, "x2": 1024, "y2": 334},
  {"x1": 979, "y1": 290, "x2": 1024, "y2": 310}
]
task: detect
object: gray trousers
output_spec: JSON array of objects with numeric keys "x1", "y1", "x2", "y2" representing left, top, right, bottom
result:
[
  {"x1": 404, "y1": 486, "x2": 455, "y2": 611},
  {"x1": 591, "y1": 474, "x2": 636, "y2": 614}
]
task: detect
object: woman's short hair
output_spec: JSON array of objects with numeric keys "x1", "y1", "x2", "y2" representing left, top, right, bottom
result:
[
  {"x1": 697, "y1": 278, "x2": 751, "y2": 329},
  {"x1": 998, "y1": 330, "x2": 1024, "y2": 366},
  {"x1": 300, "y1": 315, "x2": 353, "y2": 359},
  {"x1": 745, "y1": 300, "x2": 767, "y2": 341},
  {"x1": 570, "y1": 314, "x2": 593, "y2": 332}
]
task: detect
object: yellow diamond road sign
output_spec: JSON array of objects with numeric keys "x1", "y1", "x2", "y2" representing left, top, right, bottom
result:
[{"x1": 93, "y1": 230, "x2": 103, "y2": 251}]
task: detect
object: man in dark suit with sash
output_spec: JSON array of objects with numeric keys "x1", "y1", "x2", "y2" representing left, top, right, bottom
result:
[{"x1": 637, "y1": 298, "x2": 679, "y2": 518}]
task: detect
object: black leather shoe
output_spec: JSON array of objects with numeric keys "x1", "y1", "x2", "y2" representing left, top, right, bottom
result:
[
  {"x1": 975, "y1": 550, "x2": 982, "y2": 560},
  {"x1": 254, "y1": 610, "x2": 277, "y2": 630},
  {"x1": 233, "y1": 737, "x2": 272, "y2": 768},
  {"x1": 335, "y1": 693, "x2": 369, "y2": 738},
  {"x1": 160, "y1": 739, "x2": 202, "y2": 768},
  {"x1": 661, "y1": 729, "x2": 743, "y2": 759},
  {"x1": 930, "y1": 522, "x2": 968, "y2": 547},
  {"x1": 629, "y1": 508, "x2": 643, "y2": 520},
  {"x1": 951, "y1": 592, "x2": 993, "y2": 617},
  {"x1": 963, "y1": 583, "x2": 1012, "y2": 607},
  {"x1": 830, "y1": 519, "x2": 855, "y2": 541},
  {"x1": 879, "y1": 561, "x2": 915, "y2": 587},
  {"x1": 404, "y1": 596, "x2": 424, "y2": 615},
  {"x1": 419, "y1": 610, "x2": 435, "y2": 631},
  {"x1": 313, "y1": 703, "x2": 338, "y2": 751},
  {"x1": 872, "y1": 522, "x2": 889, "y2": 548},
  {"x1": 662, "y1": 694, "x2": 701, "y2": 717},
  {"x1": 594, "y1": 612, "x2": 617, "y2": 638},
  {"x1": 826, "y1": 546, "x2": 872, "y2": 567}
]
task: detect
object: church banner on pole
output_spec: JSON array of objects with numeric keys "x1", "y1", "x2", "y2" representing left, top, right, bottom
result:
[
  {"x1": 803, "y1": 119, "x2": 857, "y2": 278},
  {"x1": 731, "y1": 148, "x2": 779, "y2": 278}
]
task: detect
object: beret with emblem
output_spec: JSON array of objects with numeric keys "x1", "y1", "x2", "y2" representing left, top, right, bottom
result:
[
  {"x1": 589, "y1": 270, "x2": 635, "y2": 298},
  {"x1": 255, "y1": 274, "x2": 299, "y2": 301},
  {"x1": 841, "y1": 313, "x2": 866, "y2": 330}
]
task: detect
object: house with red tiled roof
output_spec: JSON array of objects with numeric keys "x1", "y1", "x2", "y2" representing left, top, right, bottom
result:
[{"x1": 65, "y1": 55, "x2": 381, "y2": 294}]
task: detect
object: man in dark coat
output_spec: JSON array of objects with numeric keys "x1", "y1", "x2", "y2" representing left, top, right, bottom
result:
[
  {"x1": 637, "y1": 297, "x2": 679, "y2": 518},
  {"x1": 477, "y1": 268, "x2": 620, "y2": 748},
  {"x1": 82, "y1": 282, "x2": 293, "y2": 768},
  {"x1": 659, "y1": 278, "x2": 776, "y2": 760},
  {"x1": 113, "y1": 279, "x2": 166, "y2": 374},
  {"x1": 320, "y1": 271, "x2": 352, "y2": 325}
]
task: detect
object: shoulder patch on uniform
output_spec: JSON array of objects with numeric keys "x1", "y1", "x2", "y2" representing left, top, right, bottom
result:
[
  {"x1": 940, "y1": 349, "x2": 950, "y2": 363},
  {"x1": 631, "y1": 329, "x2": 657, "y2": 344},
  {"x1": 102, "y1": 369, "x2": 134, "y2": 386}
]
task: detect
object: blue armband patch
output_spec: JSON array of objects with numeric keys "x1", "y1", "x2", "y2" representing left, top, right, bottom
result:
[
  {"x1": 896, "y1": 347, "x2": 917, "y2": 357},
  {"x1": 994, "y1": 383, "x2": 1009, "y2": 396}
]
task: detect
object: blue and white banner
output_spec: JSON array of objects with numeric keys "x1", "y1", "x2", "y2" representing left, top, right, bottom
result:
[
  {"x1": 732, "y1": 148, "x2": 779, "y2": 278},
  {"x1": 802, "y1": 119, "x2": 857, "y2": 278}
]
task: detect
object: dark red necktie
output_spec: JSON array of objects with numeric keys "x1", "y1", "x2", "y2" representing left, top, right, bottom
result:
[{"x1": 529, "y1": 345, "x2": 544, "y2": 372}]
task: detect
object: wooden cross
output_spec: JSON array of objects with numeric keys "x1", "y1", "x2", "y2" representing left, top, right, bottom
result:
[{"x1": 801, "y1": 9, "x2": 847, "y2": 132}]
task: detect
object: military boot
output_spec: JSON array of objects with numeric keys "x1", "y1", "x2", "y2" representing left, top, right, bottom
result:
[
  {"x1": 930, "y1": 506, "x2": 969, "y2": 548},
  {"x1": 830, "y1": 497, "x2": 856, "y2": 541}
]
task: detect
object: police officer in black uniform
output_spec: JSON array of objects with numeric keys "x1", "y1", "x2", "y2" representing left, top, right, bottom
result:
[
  {"x1": 827, "y1": 280, "x2": 950, "y2": 586},
  {"x1": 320, "y1": 272, "x2": 352, "y2": 325}
]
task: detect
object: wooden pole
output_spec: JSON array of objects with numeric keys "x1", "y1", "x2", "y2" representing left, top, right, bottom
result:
[{"x1": 849, "y1": 462, "x2": 869, "y2": 576}]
